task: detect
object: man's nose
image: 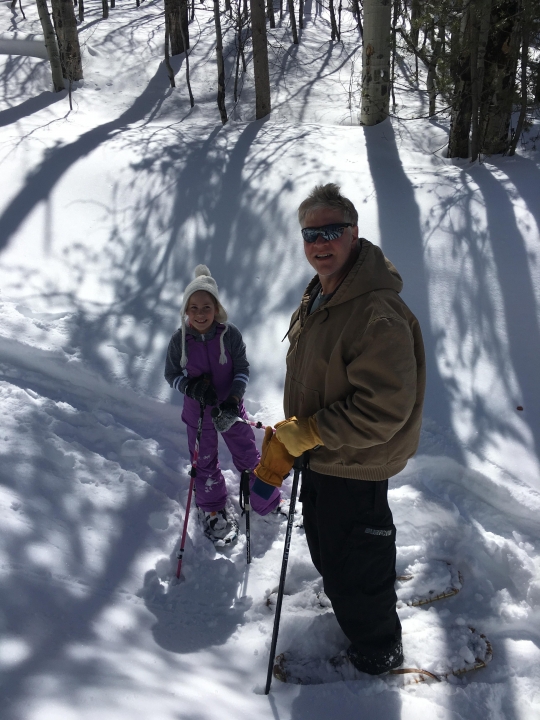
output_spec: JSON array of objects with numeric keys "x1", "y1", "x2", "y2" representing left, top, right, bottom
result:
[
  {"x1": 313, "y1": 235, "x2": 330, "y2": 247},
  {"x1": 313, "y1": 234, "x2": 329, "y2": 246}
]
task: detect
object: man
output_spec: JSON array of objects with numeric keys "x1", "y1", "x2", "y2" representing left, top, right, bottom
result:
[{"x1": 255, "y1": 183, "x2": 425, "y2": 675}]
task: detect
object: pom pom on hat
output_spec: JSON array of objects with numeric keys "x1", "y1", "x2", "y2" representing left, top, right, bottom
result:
[{"x1": 194, "y1": 264, "x2": 211, "y2": 278}]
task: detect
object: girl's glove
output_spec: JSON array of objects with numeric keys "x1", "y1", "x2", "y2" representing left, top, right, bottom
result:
[
  {"x1": 184, "y1": 375, "x2": 218, "y2": 406},
  {"x1": 254, "y1": 426, "x2": 294, "y2": 488},
  {"x1": 274, "y1": 416, "x2": 323, "y2": 457},
  {"x1": 212, "y1": 399, "x2": 239, "y2": 433}
]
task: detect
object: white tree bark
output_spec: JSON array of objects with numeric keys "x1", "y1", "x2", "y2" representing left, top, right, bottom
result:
[
  {"x1": 360, "y1": 0, "x2": 392, "y2": 125},
  {"x1": 250, "y1": 0, "x2": 271, "y2": 118},
  {"x1": 35, "y1": 0, "x2": 64, "y2": 92}
]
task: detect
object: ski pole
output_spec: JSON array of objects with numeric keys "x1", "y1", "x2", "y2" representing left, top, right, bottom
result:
[
  {"x1": 264, "y1": 454, "x2": 305, "y2": 695},
  {"x1": 240, "y1": 470, "x2": 251, "y2": 564},
  {"x1": 176, "y1": 400, "x2": 206, "y2": 579},
  {"x1": 211, "y1": 406, "x2": 266, "y2": 430}
]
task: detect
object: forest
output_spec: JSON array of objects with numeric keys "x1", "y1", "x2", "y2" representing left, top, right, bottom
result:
[{"x1": 11, "y1": 0, "x2": 540, "y2": 158}]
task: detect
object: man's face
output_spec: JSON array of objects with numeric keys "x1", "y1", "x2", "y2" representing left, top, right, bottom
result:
[{"x1": 302, "y1": 207, "x2": 358, "y2": 281}]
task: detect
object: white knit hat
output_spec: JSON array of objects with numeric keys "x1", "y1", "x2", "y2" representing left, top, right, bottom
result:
[{"x1": 180, "y1": 264, "x2": 228, "y2": 368}]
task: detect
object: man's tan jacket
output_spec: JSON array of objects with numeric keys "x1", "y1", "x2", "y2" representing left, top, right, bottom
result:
[{"x1": 284, "y1": 239, "x2": 426, "y2": 481}]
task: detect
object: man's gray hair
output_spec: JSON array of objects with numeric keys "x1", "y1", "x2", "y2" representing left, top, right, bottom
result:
[{"x1": 298, "y1": 183, "x2": 358, "y2": 226}]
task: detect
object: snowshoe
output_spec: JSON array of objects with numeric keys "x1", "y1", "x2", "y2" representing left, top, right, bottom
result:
[
  {"x1": 273, "y1": 625, "x2": 492, "y2": 686},
  {"x1": 396, "y1": 559, "x2": 462, "y2": 607},
  {"x1": 199, "y1": 507, "x2": 239, "y2": 547}
]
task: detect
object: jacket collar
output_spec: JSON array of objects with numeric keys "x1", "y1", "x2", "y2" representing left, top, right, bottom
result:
[
  {"x1": 185, "y1": 320, "x2": 220, "y2": 341},
  {"x1": 300, "y1": 239, "x2": 403, "y2": 321}
]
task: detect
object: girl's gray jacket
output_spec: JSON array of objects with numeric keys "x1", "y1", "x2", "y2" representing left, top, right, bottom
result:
[{"x1": 164, "y1": 321, "x2": 250, "y2": 400}]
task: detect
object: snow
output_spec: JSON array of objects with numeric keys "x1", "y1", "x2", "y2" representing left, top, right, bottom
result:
[{"x1": 1, "y1": 0, "x2": 540, "y2": 718}]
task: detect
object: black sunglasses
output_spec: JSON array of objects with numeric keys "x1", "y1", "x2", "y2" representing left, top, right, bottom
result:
[{"x1": 301, "y1": 223, "x2": 353, "y2": 243}]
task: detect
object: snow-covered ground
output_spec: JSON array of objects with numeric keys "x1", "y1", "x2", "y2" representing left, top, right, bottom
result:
[{"x1": 1, "y1": 1, "x2": 540, "y2": 718}]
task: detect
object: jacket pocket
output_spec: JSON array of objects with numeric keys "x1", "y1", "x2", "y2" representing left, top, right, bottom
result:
[{"x1": 289, "y1": 378, "x2": 321, "y2": 417}]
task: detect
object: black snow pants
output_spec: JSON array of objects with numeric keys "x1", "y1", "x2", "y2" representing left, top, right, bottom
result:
[{"x1": 300, "y1": 466, "x2": 402, "y2": 656}]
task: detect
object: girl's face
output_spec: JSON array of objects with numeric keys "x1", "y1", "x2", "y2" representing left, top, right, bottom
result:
[{"x1": 186, "y1": 290, "x2": 217, "y2": 333}]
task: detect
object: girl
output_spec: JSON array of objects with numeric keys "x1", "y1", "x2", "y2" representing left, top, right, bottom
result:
[{"x1": 165, "y1": 265, "x2": 281, "y2": 544}]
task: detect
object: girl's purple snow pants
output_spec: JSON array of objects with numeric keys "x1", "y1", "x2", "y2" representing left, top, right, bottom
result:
[{"x1": 185, "y1": 418, "x2": 280, "y2": 515}]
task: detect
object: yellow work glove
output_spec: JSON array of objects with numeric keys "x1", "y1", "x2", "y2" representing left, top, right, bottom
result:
[
  {"x1": 254, "y1": 426, "x2": 294, "y2": 488},
  {"x1": 274, "y1": 416, "x2": 323, "y2": 457}
]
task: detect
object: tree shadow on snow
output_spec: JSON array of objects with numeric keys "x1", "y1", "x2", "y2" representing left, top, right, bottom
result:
[
  {"x1": 460, "y1": 160, "x2": 540, "y2": 467},
  {"x1": 0, "y1": 89, "x2": 67, "y2": 127},
  {"x1": 362, "y1": 119, "x2": 458, "y2": 445},
  {"x1": 0, "y1": 62, "x2": 174, "y2": 253},
  {"x1": 7, "y1": 113, "x2": 312, "y2": 406},
  {"x1": 0, "y1": 399, "x2": 163, "y2": 720}
]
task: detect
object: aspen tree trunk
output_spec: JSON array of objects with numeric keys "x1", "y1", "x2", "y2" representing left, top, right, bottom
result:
[
  {"x1": 329, "y1": 0, "x2": 340, "y2": 40},
  {"x1": 233, "y1": 0, "x2": 243, "y2": 102},
  {"x1": 426, "y1": 22, "x2": 442, "y2": 117},
  {"x1": 426, "y1": 57, "x2": 437, "y2": 116},
  {"x1": 410, "y1": 0, "x2": 420, "y2": 82},
  {"x1": 352, "y1": 0, "x2": 362, "y2": 36},
  {"x1": 78, "y1": 0, "x2": 84, "y2": 22},
  {"x1": 448, "y1": 9, "x2": 472, "y2": 157},
  {"x1": 234, "y1": 37, "x2": 241, "y2": 102},
  {"x1": 36, "y1": 0, "x2": 65, "y2": 92},
  {"x1": 288, "y1": 0, "x2": 298, "y2": 44},
  {"x1": 470, "y1": 0, "x2": 491, "y2": 160},
  {"x1": 390, "y1": 0, "x2": 398, "y2": 110},
  {"x1": 266, "y1": 0, "x2": 275, "y2": 27},
  {"x1": 360, "y1": 0, "x2": 392, "y2": 125},
  {"x1": 480, "y1": 0, "x2": 519, "y2": 154},
  {"x1": 51, "y1": 0, "x2": 83, "y2": 81},
  {"x1": 165, "y1": 0, "x2": 190, "y2": 55},
  {"x1": 508, "y1": 0, "x2": 530, "y2": 156},
  {"x1": 102, "y1": 0, "x2": 108, "y2": 18},
  {"x1": 410, "y1": 0, "x2": 420, "y2": 45},
  {"x1": 250, "y1": 0, "x2": 271, "y2": 117},
  {"x1": 164, "y1": 22, "x2": 176, "y2": 87},
  {"x1": 298, "y1": 0, "x2": 303, "y2": 30},
  {"x1": 178, "y1": 0, "x2": 194, "y2": 104},
  {"x1": 213, "y1": 0, "x2": 228, "y2": 123}
]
